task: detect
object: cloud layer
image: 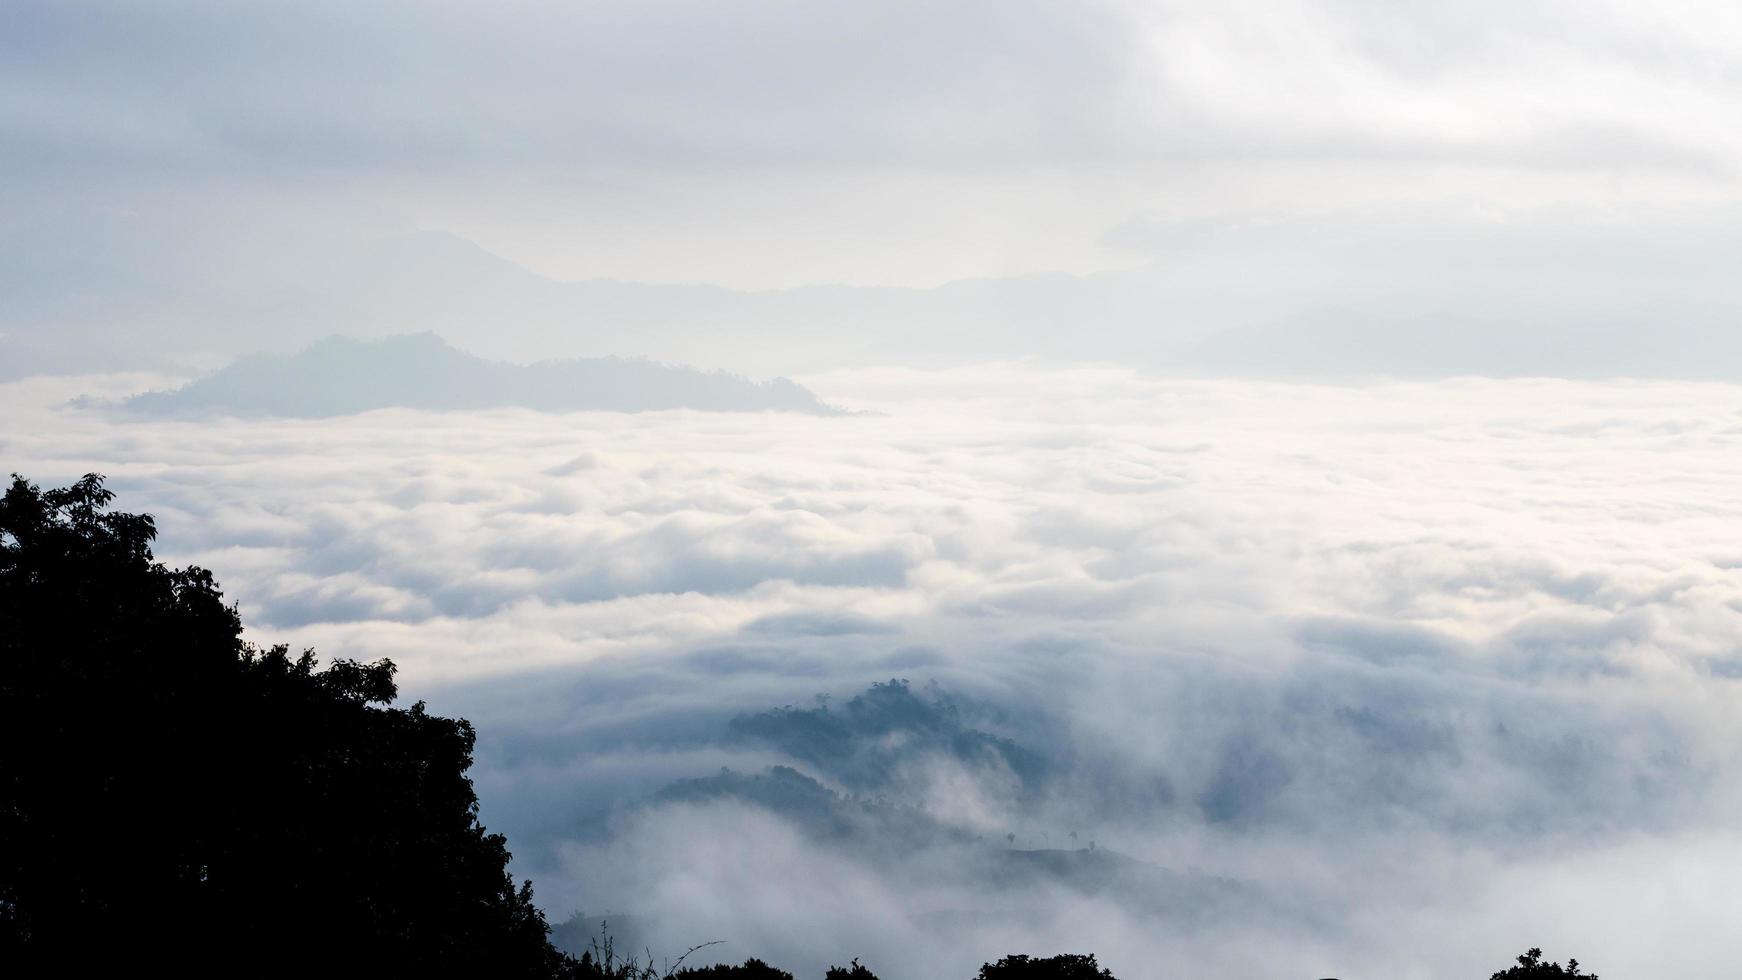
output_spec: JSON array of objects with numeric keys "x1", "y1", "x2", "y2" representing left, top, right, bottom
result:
[{"x1": 6, "y1": 366, "x2": 1742, "y2": 975}]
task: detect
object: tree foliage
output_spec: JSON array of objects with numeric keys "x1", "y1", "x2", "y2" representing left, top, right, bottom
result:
[
  {"x1": 975, "y1": 953, "x2": 1119, "y2": 980},
  {"x1": 1490, "y1": 948, "x2": 1598, "y2": 979},
  {"x1": 0, "y1": 474, "x2": 573, "y2": 976},
  {"x1": 671, "y1": 958, "x2": 796, "y2": 980}
]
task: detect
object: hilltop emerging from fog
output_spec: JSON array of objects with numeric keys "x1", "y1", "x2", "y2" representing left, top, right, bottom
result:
[{"x1": 122, "y1": 333, "x2": 845, "y2": 418}]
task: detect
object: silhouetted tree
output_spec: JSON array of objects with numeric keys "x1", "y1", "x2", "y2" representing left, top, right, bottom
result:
[
  {"x1": 824, "y1": 959, "x2": 881, "y2": 980},
  {"x1": 976, "y1": 953, "x2": 1119, "y2": 980},
  {"x1": 572, "y1": 931, "x2": 660, "y2": 980},
  {"x1": 1490, "y1": 948, "x2": 1598, "y2": 979},
  {"x1": 0, "y1": 474, "x2": 576, "y2": 977},
  {"x1": 671, "y1": 958, "x2": 794, "y2": 980}
]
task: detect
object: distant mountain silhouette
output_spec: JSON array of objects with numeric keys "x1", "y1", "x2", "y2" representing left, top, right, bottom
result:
[
  {"x1": 726, "y1": 679, "x2": 1049, "y2": 795},
  {"x1": 120, "y1": 333, "x2": 845, "y2": 417},
  {"x1": 17, "y1": 216, "x2": 1742, "y2": 382}
]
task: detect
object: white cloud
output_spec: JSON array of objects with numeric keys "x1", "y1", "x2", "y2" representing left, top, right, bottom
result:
[{"x1": 6, "y1": 366, "x2": 1742, "y2": 974}]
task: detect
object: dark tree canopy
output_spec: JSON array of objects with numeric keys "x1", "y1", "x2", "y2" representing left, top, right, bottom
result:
[
  {"x1": 0, "y1": 474, "x2": 573, "y2": 976},
  {"x1": 824, "y1": 959, "x2": 882, "y2": 980},
  {"x1": 1490, "y1": 948, "x2": 1599, "y2": 979},
  {"x1": 670, "y1": 958, "x2": 796, "y2": 980},
  {"x1": 975, "y1": 953, "x2": 1119, "y2": 980}
]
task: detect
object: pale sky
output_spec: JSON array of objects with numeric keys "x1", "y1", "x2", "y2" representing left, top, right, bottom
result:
[{"x1": 7, "y1": 0, "x2": 1742, "y2": 289}]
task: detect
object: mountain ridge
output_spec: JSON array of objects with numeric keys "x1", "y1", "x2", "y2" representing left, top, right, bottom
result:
[{"x1": 119, "y1": 333, "x2": 848, "y2": 418}]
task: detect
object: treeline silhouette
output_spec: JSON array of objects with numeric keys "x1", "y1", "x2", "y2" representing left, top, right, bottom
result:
[
  {"x1": 570, "y1": 940, "x2": 1117, "y2": 980},
  {"x1": 1488, "y1": 948, "x2": 1599, "y2": 978},
  {"x1": 1, "y1": 474, "x2": 567, "y2": 977},
  {"x1": 0, "y1": 474, "x2": 1598, "y2": 979}
]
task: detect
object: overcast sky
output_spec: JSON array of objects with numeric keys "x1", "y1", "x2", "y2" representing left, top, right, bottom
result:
[{"x1": 7, "y1": 0, "x2": 1741, "y2": 289}]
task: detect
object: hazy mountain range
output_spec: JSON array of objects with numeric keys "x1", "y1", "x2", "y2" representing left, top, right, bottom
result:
[
  {"x1": 120, "y1": 333, "x2": 843, "y2": 417},
  {"x1": 12, "y1": 214, "x2": 1742, "y2": 381}
]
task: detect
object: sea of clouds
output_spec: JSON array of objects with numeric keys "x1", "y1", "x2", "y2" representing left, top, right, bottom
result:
[{"x1": 6, "y1": 366, "x2": 1742, "y2": 979}]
